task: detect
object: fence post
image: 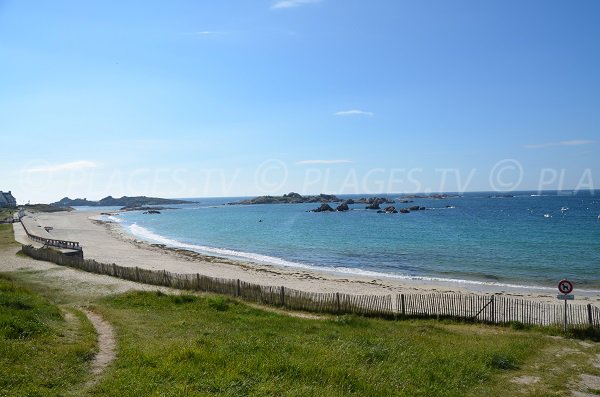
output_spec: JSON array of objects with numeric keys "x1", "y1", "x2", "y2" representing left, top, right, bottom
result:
[
  {"x1": 588, "y1": 304, "x2": 593, "y2": 326},
  {"x1": 135, "y1": 266, "x2": 140, "y2": 282},
  {"x1": 401, "y1": 294, "x2": 405, "y2": 316},
  {"x1": 336, "y1": 292, "x2": 341, "y2": 313},
  {"x1": 236, "y1": 279, "x2": 241, "y2": 297},
  {"x1": 490, "y1": 295, "x2": 495, "y2": 324},
  {"x1": 280, "y1": 286, "x2": 285, "y2": 307}
]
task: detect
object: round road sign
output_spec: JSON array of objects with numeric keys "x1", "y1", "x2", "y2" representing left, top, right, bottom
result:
[{"x1": 558, "y1": 279, "x2": 573, "y2": 294}]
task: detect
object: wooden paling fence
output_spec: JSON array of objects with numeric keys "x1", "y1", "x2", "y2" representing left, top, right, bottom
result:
[
  {"x1": 20, "y1": 215, "x2": 82, "y2": 251},
  {"x1": 21, "y1": 244, "x2": 600, "y2": 330}
]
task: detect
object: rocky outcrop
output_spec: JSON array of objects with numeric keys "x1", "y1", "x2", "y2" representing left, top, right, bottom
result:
[
  {"x1": 356, "y1": 197, "x2": 395, "y2": 205},
  {"x1": 366, "y1": 202, "x2": 381, "y2": 210},
  {"x1": 377, "y1": 206, "x2": 398, "y2": 214},
  {"x1": 336, "y1": 203, "x2": 350, "y2": 212},
  {"x1": 311, "y1": 203, "x2": 335, "y2": 212},
  {"x1": 230, "y1": 192, "x2": 342, "y2": 205},
  {"x1": 363, "y1": 197, "x2": 397, "y2": 209},
  {"x1": 143, "y1": 210, "x2": 161, "y2": 214}
]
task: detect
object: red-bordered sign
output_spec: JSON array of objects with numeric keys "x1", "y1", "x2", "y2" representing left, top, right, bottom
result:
[{"x1": 558, "y1": 279, "x2": 573, "y2": 294}]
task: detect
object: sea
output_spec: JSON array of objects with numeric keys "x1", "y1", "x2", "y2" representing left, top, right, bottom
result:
[{"x1": 91, "y1": 191, "x2": 600, "y2": 291}]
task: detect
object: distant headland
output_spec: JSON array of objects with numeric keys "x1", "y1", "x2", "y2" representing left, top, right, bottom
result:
[{"x1": 52, "y1": 196, "x2": 196, "y2": 208}]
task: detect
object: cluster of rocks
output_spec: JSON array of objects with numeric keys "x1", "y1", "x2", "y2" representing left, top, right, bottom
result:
[
  {"x1": 355, "y1": 197, "x2": 395, "y2": 205},
  {"x1": 310, "y1": 198, "x2": 427, "y2": 214},
  {"x1": 143, "y1": 210, "x2": 161, "y2": 215},
  {"x1": 376, "y1": 205, "x2": 426, "y2": 214},
  {"x1": 229, "y1": 192, "x2": 342, "y2": 205},
  {"x1": 362, "y1": 198, "x2": 393, "y2": 210}
]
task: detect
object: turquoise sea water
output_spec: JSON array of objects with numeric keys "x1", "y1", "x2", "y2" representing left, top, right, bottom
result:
[{"x1": 99, "y1": 191, "x2": 600, "y2": 290}]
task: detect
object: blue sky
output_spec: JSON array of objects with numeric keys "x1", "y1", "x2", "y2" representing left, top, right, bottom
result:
[{"x1": 1, "y1": 0, "x2": 598, "y2": 203}]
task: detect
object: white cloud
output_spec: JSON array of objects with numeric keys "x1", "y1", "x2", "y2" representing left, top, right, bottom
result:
[
  {"x1": 296, "y1": 159, "x2": 353, "y2": 165},
  {"x1": 26, "y1": 160, "x2": 97, "y2": 173},
  {"x1": 334, "y1": 109, "x2": 374, "y2": 117},
  {"x1": 523, "y1": 140, "x2": 594, "y2": 149},
  {"x1": 186, "y1": 31, "x2": 226, "y2": 37},
  {"x1": 272, "y1": 0, "x2": 322, "y2": 9}
]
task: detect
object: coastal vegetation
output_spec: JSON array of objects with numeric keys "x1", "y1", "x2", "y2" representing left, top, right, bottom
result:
[
  {"x1": 0, "y1": 209, "x2": 13, "y2": 222},
  {"x1": 88, "y1": 291, "x2": 564, "y2": 396},
  {"x1": 0, "y1": 273, "x2": 97, "y2": 396},
  {"x1": 0, "y1": 224, "x2": 16, "y2": 247},
  {"x1": 2, "y1": 223, "x2": 599, "y2": 396},
  {"x1": 2, "y1": 278, "x2": 598, "y2": 396}
]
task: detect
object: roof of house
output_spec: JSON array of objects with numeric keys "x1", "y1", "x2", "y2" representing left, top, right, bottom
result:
[{"x1": 0, "y1": 191, "x2": 16, "y2": 206}]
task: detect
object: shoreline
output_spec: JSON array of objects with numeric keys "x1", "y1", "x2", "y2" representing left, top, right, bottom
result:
[{"x1": 18, "y1": 210, "x2": 600, "y2": 304}]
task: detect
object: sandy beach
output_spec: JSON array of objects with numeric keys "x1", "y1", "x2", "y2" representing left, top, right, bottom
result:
[{"x1": 13, "y1": 210, "x2": 600, "y2": 304}]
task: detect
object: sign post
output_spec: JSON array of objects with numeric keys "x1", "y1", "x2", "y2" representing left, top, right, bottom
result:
[{"x1": 557, "y1": 279, "x2": 574, "y2": 333}]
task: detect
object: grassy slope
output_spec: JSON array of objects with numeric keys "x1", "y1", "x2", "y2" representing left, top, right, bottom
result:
[
  {"x1": 89, "y1": 291, "x2": 598, "y2": 397},
  {"x1": 0, "y1": 224, "x2": 16, "y2": 248},
  {"x1": 0, "y1": 275, "x2": 97, "y2": 396},
  {"x1": 0, "y1": 224, "x2": 97, "y2": 396},
  {"x1": 0, "y1": 210, "x2": 14, "y2": 224},
  {"x1": 2, "y1": 223, "x2": 599, "y2": 396}
]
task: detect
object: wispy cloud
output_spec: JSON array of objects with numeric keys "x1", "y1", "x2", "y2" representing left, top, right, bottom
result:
[
  {"x1": 186, "y1": 31, "x2": 227, "y2": 37},
  {"x1": 523, "y1": 140, "x2": 595, "y2": 149},
  {"x1": 334, "y1": 109, "x2": 374, "y2": 117},
  {"x1": 272, "y1": 0, "x2": 322, "y2": 9},
  {"x1": 26, "y1": 160, "x2": 97, "y2": 173},
  {"x1": 195, "y1": 31, "x2": 219, "y2": 35},
  {"x1": 296, "y1": 159, "x2": 353, "y2": 165}
]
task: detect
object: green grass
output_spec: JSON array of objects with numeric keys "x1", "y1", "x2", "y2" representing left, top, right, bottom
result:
[
  {"x1": 0, "y1": 209, "x2": 14, "y2": 222},
  {"x1": 86, "y1": 291, "x2": 562, "y2": 396},
  {"x1": 0, "y1": 274, "x2": 97, "y2": 396},
  {"x1": 2, "y1": 222, "x2": 599, "y2": 396},
  {"x1": 0, "y1": 224, "x2": 16, "y2": 248}
]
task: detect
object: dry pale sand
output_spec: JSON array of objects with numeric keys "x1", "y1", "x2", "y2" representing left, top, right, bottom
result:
[{"x1": 14, "y1": 210, "x2": 600, "y2": 304}]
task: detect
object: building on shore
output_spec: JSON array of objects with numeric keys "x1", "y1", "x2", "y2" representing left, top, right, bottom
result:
[{"x1": 0, "y1": 191, "x2": 17, "y2": 208}]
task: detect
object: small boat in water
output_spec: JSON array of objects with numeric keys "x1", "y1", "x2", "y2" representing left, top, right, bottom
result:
[
  {"x1": 560, "y1": 207, "x2": 569, "y2": 212},
  {"x1": 544, "y1": 214, "x2": 552, "y2": 218}
]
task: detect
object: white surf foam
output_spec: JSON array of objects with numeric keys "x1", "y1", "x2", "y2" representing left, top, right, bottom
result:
[{"x1": 119, "y1": 223, "x2": 592, "y2": 292}]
